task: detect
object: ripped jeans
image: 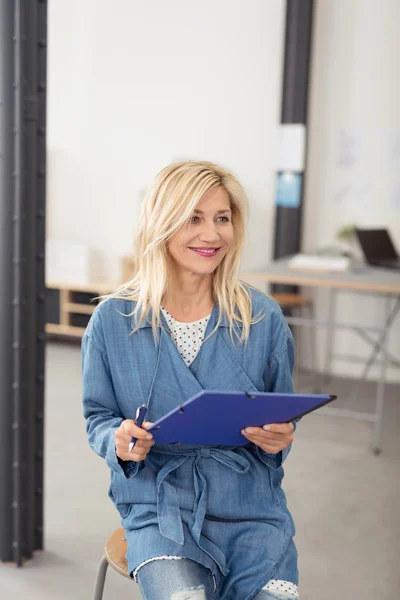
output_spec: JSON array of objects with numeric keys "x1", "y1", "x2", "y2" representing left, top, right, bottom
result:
[{"x1": 136, "y1": 558, "x2": 298, "y2": 600}]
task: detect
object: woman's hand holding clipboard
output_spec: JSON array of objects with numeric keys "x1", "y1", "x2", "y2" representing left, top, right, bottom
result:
[{"x1": 241, "y1": 422, "x2": 295, "y2": 454}]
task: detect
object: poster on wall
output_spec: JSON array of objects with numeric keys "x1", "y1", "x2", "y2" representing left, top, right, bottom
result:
[
  {"x1": 275, "y1": 172, "x2": 302, "y2": 209},
  {"x1": 276, "y1": 124, "x2": 306, "y2": 172}
]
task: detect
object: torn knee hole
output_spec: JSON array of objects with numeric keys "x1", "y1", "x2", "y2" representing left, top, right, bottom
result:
[{"x1": 170, "y1": 585, "x2": 206, "y2": 600}]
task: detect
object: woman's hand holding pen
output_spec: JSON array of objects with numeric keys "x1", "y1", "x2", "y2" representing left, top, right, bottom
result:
[
  {"x1": 115, "y1": 420, "x2": 154, "y2": 463},
  {"x1": 241, "y1": 423, "x2": 295, "y2": 454}
]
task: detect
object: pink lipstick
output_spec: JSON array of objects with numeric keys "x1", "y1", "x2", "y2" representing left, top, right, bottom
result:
[{"x1": 189, "y1": 247, "x2": 221, "y2": 258}]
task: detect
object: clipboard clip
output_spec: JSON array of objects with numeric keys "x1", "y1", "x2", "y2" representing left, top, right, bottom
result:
[{"x1": 245, "y1": 391, "x2": 257, "y2": 399}]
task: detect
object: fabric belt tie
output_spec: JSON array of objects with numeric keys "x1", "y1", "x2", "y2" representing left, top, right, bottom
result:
[{"x1": 155, "y1": 448, "x2": 250, "y2": 575}]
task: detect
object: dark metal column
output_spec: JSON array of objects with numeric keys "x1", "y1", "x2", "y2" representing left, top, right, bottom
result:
[
  {"x1": 0, "y1": 0, "x2": 47, "y2": 566},
  {"x1": 0, "y1": 0, "x2": 15, "y2": 563},
  {"x1": 273, "y1": 0, "x2": 314, "y2": 292}
]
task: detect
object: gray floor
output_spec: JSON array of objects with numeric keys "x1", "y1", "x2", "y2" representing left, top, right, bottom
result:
[{"x1": 1, "y1": 341, "x2": 399, "y2": 600}]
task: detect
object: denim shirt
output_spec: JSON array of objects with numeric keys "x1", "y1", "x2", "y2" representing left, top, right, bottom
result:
[{"x1": 82, "y1": 288, "x2": 298, "y2": 600}]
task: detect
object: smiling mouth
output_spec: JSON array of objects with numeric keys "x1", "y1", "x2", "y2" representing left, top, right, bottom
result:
[{"x1": 189, "y1": 247, "x2": 222, "y2": 257}]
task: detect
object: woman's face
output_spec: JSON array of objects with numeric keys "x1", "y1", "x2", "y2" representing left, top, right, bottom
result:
[{"x1": 168, "y1": 186, "x2": 234, "y2": 277}]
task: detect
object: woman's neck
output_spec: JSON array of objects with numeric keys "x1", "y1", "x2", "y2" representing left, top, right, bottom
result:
[{"x1": 162, "y1": 271, "x2": 214, "y2": 322}]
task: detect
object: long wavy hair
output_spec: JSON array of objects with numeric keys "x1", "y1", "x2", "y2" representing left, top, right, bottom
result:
[{"x1": 103, "y1": 160, "x2": 260, "y2": 342}]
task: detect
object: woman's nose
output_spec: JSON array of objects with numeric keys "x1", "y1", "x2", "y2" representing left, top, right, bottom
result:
[{"x1": 199, "y1": 222, "x2": 220, "y2": 242}]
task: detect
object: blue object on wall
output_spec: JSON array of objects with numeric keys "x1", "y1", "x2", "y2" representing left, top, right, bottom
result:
[{"x1": 275, "y1": 172, "x2": 302, "y2": 208}]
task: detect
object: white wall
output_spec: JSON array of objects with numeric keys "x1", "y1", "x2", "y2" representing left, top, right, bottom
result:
[
  {"x1": 48, "y1": 0, "x2": 400, "y2": 382},
  {"x1": 47, "y1": 0, "x2": 286, "y2": 282},
  {"x1": 304, "y1": 0, "x2": 400, "y2": 382}
]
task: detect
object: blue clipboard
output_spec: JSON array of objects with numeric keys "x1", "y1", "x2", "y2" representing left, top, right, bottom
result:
[{"x1": 147, "y1": 390, "x2": 337, "y2": 446}]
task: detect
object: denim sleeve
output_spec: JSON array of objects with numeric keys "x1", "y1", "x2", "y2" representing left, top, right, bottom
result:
[
  {"x1": 255, "y1": 311, "x2": 298, "y2": 470},
  {"x1": 81, "y1": 334, "x2": 140, "y2": 479}
]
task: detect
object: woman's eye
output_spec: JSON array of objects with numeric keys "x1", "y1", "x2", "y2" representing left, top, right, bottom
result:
[{"x1": 189, "y1": 215, "x2": 230, "y2": 224}]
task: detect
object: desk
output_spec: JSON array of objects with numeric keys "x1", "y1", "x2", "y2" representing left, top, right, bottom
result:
[{"x1": 242, "y1": 258, "x2": 400, "y2": 453}]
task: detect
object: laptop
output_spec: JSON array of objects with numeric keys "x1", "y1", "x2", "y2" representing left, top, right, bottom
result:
[{"x1": 355, "y1": 228, "x2": 400, "y2": 269}]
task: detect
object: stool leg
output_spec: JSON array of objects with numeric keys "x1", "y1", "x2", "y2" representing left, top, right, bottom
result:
[{"x1": 93, "y1": 555, "x2": 109, "y2": 600}]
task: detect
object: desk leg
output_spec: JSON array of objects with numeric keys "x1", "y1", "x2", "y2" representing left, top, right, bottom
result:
[
  {"x1": 359, "y1": 297, "x2": 400, "y2": 379},
  {"x1": 323, "y1": 288, "x2": 337, "y2": 384},
  {"x1": 373, "y1": 297, "x2": 390, "y2": 454},
  {"x1": 306, "y1": 301, "x2": 322, "y2": 393}
]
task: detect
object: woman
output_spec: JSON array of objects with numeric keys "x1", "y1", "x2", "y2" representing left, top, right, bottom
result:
[{"x1": 82, "y1": 161, "x2": 299, "y2": 600}]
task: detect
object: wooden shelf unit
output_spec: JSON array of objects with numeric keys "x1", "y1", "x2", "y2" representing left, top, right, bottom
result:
[
  {"x1": 46, "y1": 280, "x2": 119, "y2": 340},
  {"x1": 45, "y1": 323, "x2": 87, "y2": 338},
  {"x1": 64, "y1": 302, "x2": 96, "y2": 315}
]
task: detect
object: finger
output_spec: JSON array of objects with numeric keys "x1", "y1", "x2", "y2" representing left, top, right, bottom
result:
[
  {"x1": 245, "y1": 431, "x2": 294, "y2": 447},
  {"x1": 246, "y1": 428, "x2": 294, "y2": 442},
  {"x1": 262, "y1": 423, "x2": 294, "y2": 434},
  {"x1": 133, "y1": 438, "x2": 154, "y2": 450},
  {"x1": 249, "y1": 436, "x2": 283, "y2": 450},
  {"x1": 115, "y1": 435, "x2": 153, "y2": 455},
  {"x1": 117, "y1": 439, "x2": 154, "y2": 456},
  {"x1": 122, "y1": 420, "x2": 153, "y2": 440},
  {"x1": 259, "y1": 445, "x2": 283, "y2": 455},
  {"x1": 242, "y1": 429, "x2": 291, "y2": 448},
  {"x1": 118, "y1": 439, "x2": 153, "y2": 458},
  {"x1": 242, "y1": 425, "x2": 291, "y2": 437},
  {"x1": 119, "y1": 450, "x2": 147, "y2": 462},
  {"x1": 242, "y1": 427, "x2": 283, "y2": 440},
  {"x1": 246, "y1": 436, "x2": 285, "y2": 453},
  {"x1": 116, "y1": 446, "x2": 151, "y2": 463},
  {"x1": 115, "y1": 429, "x2": 133, "y2": 444},
  {"x1": 257, "y1": 437, "x2": 287, "y2": 450},
  {"x1": 242, "y1": 429, "x2": 280, "y2": 442}
]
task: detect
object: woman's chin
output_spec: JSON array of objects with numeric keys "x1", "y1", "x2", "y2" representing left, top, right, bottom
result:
[
  {"x1": 182, "y1": 261, "x2": 220, "y2": 276},
  {"x1": 189, "y1": 266, "x2": 218, "y2": 276}
]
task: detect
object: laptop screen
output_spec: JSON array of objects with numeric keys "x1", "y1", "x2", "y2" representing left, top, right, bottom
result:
[{"x1": 355, "y1": 228, "x2": 398, "y2": 261}]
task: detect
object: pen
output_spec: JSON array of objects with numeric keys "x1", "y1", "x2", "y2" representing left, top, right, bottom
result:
[{"x1": 128, "y1": 404, "x2": 148, "y2": 452}]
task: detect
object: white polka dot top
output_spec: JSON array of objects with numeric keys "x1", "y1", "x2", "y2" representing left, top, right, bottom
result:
[{"x1": 161, "y1": 308, "x2": 210, "y2": 367}]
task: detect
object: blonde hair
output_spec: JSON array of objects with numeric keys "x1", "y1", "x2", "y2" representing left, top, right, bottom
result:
[{"x1": 104, "y1": 160, "x2": 260, "y2": 342}]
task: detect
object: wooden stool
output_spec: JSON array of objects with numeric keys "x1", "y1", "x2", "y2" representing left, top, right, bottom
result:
[{"x1": 93, "y1": 527, "x2": 131, "y2": 600}]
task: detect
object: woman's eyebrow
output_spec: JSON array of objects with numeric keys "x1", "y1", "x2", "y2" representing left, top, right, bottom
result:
[{"x1": 193, "y1": 209, "x2": 232, "y2": 215}]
